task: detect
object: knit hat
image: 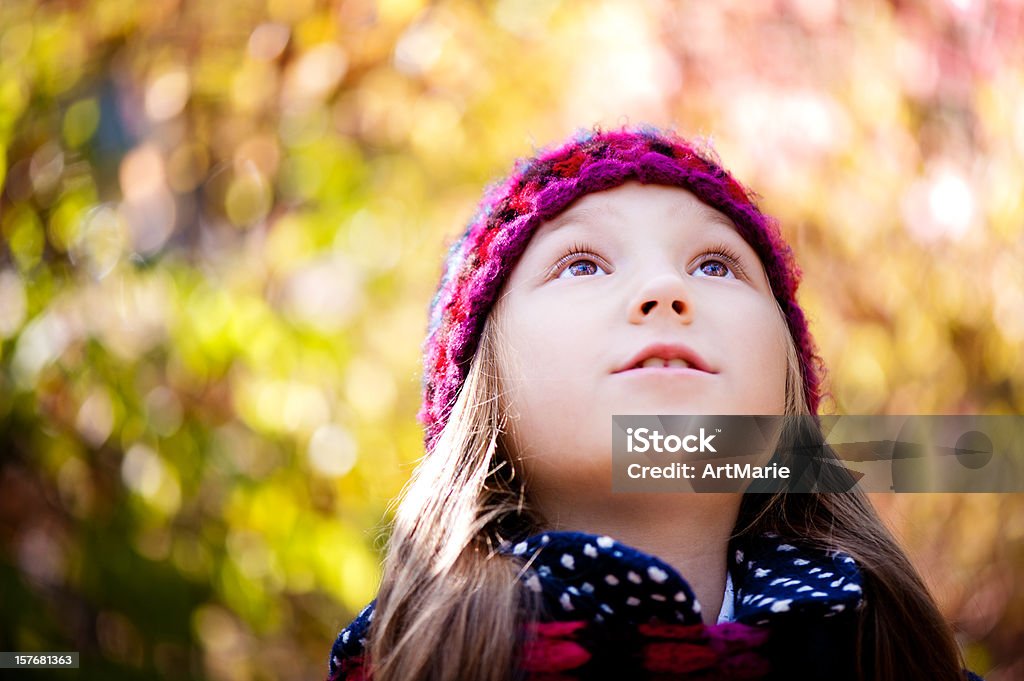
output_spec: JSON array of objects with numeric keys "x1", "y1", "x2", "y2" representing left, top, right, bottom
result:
[{"x1": 417, "y1": 126, "x2": 824, "y2": 453}]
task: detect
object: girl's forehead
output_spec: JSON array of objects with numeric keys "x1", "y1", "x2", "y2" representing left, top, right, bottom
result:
[{"x1": 531, "y1": 184, "x2": 744, "y2": 245}]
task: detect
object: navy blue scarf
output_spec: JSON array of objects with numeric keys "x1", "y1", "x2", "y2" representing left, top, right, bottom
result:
[
  {"x1": 501, "y1": 531, "x2": 863, "y2": 627},
  {"x1": 328, "y1": 530, "x2": 866, "y2": 678}
]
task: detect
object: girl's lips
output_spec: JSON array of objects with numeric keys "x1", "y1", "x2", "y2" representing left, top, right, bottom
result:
[{"x1": 613, "y1": 342, "x2": 716, "y2": 374}]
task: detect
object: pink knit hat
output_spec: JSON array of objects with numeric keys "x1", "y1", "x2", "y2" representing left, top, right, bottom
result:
[{"x1": 417, "y1": 127, "x2": 825, "y2": 453}]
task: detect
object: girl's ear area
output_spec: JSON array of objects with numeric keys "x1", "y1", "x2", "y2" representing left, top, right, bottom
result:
[
  {"x1": 486, "y1": 301, "x2": 514, "y2": 383},
  {"x1": 484, "y1": 302, "x2": 523, "y2": 417}
]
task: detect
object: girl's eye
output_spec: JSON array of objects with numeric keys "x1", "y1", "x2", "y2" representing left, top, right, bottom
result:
[
  {"x1": 558, "y1": 258, "x2": 608, "y2": 279},
  {"x1": 694, "y1": 257, "x2": 734, "y2": 278},
  {"x1": 552, "y1": 241, "x2": 610, "y2": 279},
  {"x1": 692, "y1": 244, "x2": 746, "y2": 280}
]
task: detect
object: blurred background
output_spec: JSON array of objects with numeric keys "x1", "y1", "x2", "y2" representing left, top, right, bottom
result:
[{"x1": 1, "y1": 0, "x2": 1022, "y2": 679}]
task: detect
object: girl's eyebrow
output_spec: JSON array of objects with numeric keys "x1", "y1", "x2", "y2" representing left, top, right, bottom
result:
[
  {"x1": 692, "y1": 203, "x2": 741, "y2": 232},
  {"x1": 532, "y1": 204, "x2": 622, "y2": 244}
]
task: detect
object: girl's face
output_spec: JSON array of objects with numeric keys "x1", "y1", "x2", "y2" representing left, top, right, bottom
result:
[{"x1": 492, "y1": 182, "x2": 790, "y2": 491}]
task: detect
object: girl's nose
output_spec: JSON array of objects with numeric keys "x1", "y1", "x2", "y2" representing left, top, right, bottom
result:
[{"x1": 628, "y1": 273, "x2": 693, "y2": 324}]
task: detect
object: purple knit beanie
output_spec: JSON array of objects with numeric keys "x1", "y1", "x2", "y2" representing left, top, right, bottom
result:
[{"x1": 417, "y1": 126, "x2": 824, "y2": 453}]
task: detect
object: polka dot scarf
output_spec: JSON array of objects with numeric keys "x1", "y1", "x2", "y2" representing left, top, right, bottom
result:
[
  {"x1": 502, "y1": 531, "x2": 864, "y2": 627},
  {"x1": 327, "y1": 531, "x2": 867, "y2": 680}
]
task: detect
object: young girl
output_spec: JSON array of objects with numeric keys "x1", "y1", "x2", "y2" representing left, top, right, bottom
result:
[{"x1": 325, "y1": 127, "x2": 981, "y2": 680}]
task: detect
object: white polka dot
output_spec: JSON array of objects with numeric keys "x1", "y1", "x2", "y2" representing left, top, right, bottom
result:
[
  {"x1": 808, "y1": 567, "x2": 820, "y2": 574},
  {"x1": 627, "y1": 571, "x2": 642, "y2": 584},
  {"x1": 796, "y1": 586, "x2": 813, "y2": 593},
  {"x1": 368, "y1": 610, "x2": 375, "y2": 622},
  {"x1": 651, "y1": 594, "x2": 666, "y2": 602},
  {"x1": 777, "y1": 544, "x2": 797, "y2": 552},
  {"x1": 583, "y1": 543, "x2": 598, "y2": 558},
  {"x1": 831, "y1": 604, "x2": 845, "y2": 612},
  {"x1": 692, "y1": 601, "x2": 701, "y2": 613},
  {"x1": 605, "y1": 574, "x2": 619, "y2": 586},
  {"x1": 831, "y1": 578, "x2": 844, "y2": 587},
  {"x1": 613, "y1": 550, "x2": 623, "y2": 557},
  {"x1": 754, "y1": 568, "x2": 771, "y2": 578},
  {"x1": 561, "y1": 553, "x2": 575, "y2": 569},
  {"x1": 784, "y1": 579, "x2": 801, "y2": 587},
  {"x1": 596, "y1": 536, "x2": 614, "y2": 549},
  {"x1": 770, "y1": 578, "x2": 788, "y2": 586},
  {"x1": 792, "y1": 558, "x2": 810, "y2": 566},
  {"x1": 812, "y1": 591, "x2": 828, "y2": 597},
  {"x1": 770, "y1": 599, "x2": 792, "y2": 612},
  {"x1": 647, "y1": 566, "x2": 669, "y2": 584},
  {"x1": 735, "y1": 549, "x2": 744, "y2": 564},
  {"x1": 626, "y1": 597, "x2": 641, "y2": 606},
  {"x1": 525, "y1": 574, "x2": 542, "y2": 592},
  {"x1": 513, "y1": 541, "x2": 528, "y2": 555},
  {"x1": 601, "y1": 603, "x2": 614, "y2": 614},
  {"x1": 581, "y1": 582, "x2": 595, "y2": 594},
  {"x1": 342, "y1": 630, "x2": 350, "y2": 643},
  {"x1": 560, "y1": 593, "x2": 574, "y2": 611},
  {"x1": 538, "y1": 566, "x2": 552, "y2": 576},
  {"x1": 567, "y1": 586, "x2": 580, "y2": 596},
  {"x1": 541, "y1": 535, "x2": 550, "y2": 544},
  {"x1": 817, "y1": 572, "x2": 833, "y2": 579},
  {"x1": 674, "y1": 591, "x2": 688, "y2": 602},
  {"x1": 842, "y1": 583, "x2": 862, "y2": 593}
]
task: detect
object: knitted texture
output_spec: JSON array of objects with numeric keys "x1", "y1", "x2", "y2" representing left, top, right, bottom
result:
[{"x1": 418, "y1": 126, "x2": 824, "y2": 453}]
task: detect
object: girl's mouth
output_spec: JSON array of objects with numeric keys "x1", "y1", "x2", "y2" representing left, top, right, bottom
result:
[{"x1": 614, "y1": 342, "x2": 717, "y2": 374}]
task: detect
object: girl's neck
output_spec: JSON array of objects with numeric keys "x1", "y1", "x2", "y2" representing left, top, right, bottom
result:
[{"x1": 532, "y1": 492, "x2": 741, "y2": 623}]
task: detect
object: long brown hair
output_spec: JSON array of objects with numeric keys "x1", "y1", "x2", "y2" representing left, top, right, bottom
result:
[{"x1": 366, "y1": 297, "x2": 966, "y2": 680}]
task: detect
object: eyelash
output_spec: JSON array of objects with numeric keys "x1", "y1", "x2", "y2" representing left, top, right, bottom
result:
[
  {"x1": 549, "y1": 241, "x2": 600, "y2": 277},
  {"x1": 551, "y1": 240, "x2": 748, "y2": 279}
]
